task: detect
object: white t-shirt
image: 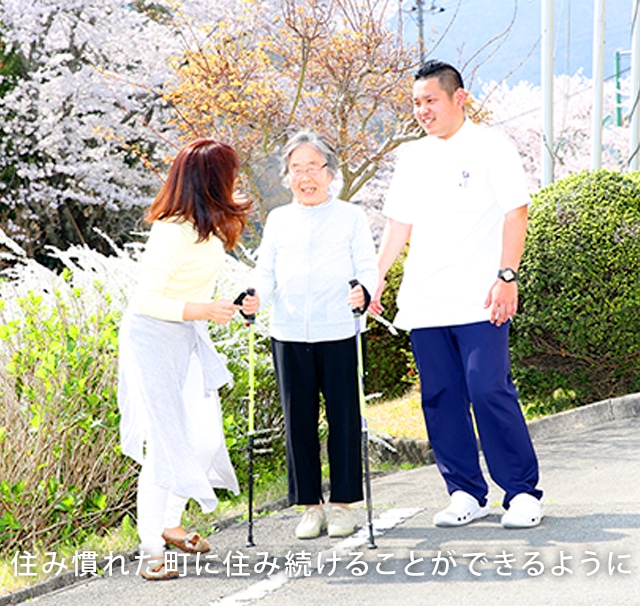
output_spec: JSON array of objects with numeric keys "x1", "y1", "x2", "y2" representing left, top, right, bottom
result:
[{"x1": 383, "y1": 120, "x2": 530, "y2": 330}]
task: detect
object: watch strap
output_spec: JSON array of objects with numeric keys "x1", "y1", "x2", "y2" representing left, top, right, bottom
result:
[{"x1": 498, "y1": 267, "x2": 519, "y2": 282}]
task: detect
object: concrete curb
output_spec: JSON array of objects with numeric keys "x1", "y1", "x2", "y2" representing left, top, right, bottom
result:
[
  {"x1": 2, "y1": 392, "x2": 639, "y2": 605},
  {"x1": 527, "y1": 391, "x2": 640, "y2": 440},
  {"x1": 372, "y1": 391, "x2": 640, "y2": 466},
  {"x1": 370, "y1": 436, "x2": 434, "y2": 466}
]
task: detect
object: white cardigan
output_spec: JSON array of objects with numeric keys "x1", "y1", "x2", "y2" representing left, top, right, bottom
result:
[{"x1": 252, "y1": 196, "x2": 378, "y2": 342}]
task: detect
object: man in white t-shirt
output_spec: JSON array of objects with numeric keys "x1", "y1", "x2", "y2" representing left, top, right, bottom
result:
[{"x1": 370, "y1": 59, "x2": 543, "y2": 529}]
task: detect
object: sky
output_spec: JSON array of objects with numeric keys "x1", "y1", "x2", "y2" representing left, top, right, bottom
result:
[{"x1": 396, "y1": 0, "x2": 634, "y2": 92}]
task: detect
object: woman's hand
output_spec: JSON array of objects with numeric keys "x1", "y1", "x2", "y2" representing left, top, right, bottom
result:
[
  {"x1": 368, "y1": 279, "x2": 386, "y2": 316},
  {"x1": 183, "y1": 299, "x2": 237, "y2": 324},
  {"x1": 209, "y1": 299, "x2": 239, "y2": 324}
]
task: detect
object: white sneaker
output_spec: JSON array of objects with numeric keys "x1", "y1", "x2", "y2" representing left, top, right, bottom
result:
[
  {"x1": 501, "y1": 493, "x2": 543, "y2": 529},
  {"x1": 327, "y1": 505, "x2": 355, "y2": 537},
  {"x1": 433, "y1": 490, "x2": 490, "y2": 527},
  {"x1": 295, "y1": 507, "x2": 327, "y2": 539}
]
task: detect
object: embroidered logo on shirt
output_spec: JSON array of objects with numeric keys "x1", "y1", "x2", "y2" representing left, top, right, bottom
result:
[{"x1": 459, "y1": 170, "x2": 470, "y2": 188}]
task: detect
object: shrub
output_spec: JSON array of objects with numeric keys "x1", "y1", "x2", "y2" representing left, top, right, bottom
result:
[
  {"x1": 365, "y1": 249, "x2": 415, "y2": 399},
  {"x1": 0, "y1": 231, "x2": 283, "y2": 557},
  {"x1": 0, "y1": 287, "x2": 138, "y2": 554},
  {"x1": 511, "y1": 169, "x2": 640, "y2": 412}
]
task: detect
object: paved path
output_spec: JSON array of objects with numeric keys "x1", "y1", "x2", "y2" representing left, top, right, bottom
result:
[{"x1": 4, "y1": 394, "x2": 639, "y2": 606}]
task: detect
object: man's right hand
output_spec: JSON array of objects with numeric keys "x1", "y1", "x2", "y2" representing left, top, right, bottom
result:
[{"x1": 368, "y1": 279, "x2": 386, "y2": 316}]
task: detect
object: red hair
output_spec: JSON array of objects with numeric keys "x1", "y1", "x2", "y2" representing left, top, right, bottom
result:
[{"x1": 146, "y1": 139, "x2": 250, "y2": 250}]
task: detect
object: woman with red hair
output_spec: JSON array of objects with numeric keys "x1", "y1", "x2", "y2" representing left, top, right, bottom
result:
[{"x1": 118, "y1": 139, "x2": 258, "y2": 580}]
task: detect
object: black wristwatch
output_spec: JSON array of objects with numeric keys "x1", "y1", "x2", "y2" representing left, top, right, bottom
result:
[{"x1": 498, "y1": 267, "x2": 518, "y2": 283}]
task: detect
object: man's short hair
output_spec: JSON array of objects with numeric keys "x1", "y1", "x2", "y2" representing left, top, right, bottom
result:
[{"x1": 415, "y1": 60, "x2": 464, "y2": 97}]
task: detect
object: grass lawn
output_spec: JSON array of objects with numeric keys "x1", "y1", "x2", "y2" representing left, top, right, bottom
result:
[{"x1": 366, "y1": 386, "x2": 427, "y2": 440}]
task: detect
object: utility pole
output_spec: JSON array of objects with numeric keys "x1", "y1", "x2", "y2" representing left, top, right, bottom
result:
[
  {"x1": 630, "y1": 0, "x2": 640, "y2": 170},
  {"x1": 541, "y1": 0, "x2": 555, "y2": 186},
  {"x1": 615, "y1": 50, "x2": 624, "y2": 127},
  {"x1": 416, "y1": 0, "x2": 425, "y2": 63},
  {"x1": 412, "y1": 0, "x2": 445, "y2": 64},
  {"x1": 591, "y1": 0, "x2": 606, "y2": 170}
]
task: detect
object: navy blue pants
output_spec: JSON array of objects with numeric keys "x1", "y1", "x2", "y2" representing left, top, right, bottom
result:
[
  {"x1": 271, "y1": 337, "x2": 363, "y2": 506},
  {"x1": 410, "y1": 321, "x2": 542, "y2": 508}
]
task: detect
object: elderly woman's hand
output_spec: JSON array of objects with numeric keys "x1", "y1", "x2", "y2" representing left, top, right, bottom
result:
[
  {"x1": 240, "y1": 290, "x2": 260, "y2": 316},
  {"x1": 348, "y1": 283, "x2": 365, "y2": 310}
]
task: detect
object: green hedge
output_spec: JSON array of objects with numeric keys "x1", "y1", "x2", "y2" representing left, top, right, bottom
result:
[
  {"x1": 365, "y1": 248, "x2": 415, "y2": 399},
  {"x1": 218, "y1": 324, "x2": 285, "y2": 499},
  {"x1": 510, "y1": 169, "x2": 640, "y2": 414},
  {"x1": 363, "y1": 170, "x2": 640, "y2": 415}
]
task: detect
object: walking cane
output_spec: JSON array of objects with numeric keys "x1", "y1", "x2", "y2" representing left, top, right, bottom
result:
[
  {"x1": 348, "y1": 280, "x2": 377, "y2": 549},
  {"x1": 234, "y1": 288, "x2": 257, "y2": 547}
]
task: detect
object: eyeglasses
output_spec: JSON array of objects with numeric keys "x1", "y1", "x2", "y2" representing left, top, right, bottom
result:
[{"x1": 289, "y1": 163, "x2": 328, "y2": 178}]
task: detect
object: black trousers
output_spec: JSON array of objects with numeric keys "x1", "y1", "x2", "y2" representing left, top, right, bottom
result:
[{"x1": 271, "y1": 337, "x2": 364, "y2": 506}]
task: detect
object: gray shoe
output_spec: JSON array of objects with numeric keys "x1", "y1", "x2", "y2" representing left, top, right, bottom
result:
[
  {"x1": 295, "y1": 507, "x2": 327, "y2": 539},
  {"x1": 327, "y1": 505, "x2": 355, "y2": 537}
]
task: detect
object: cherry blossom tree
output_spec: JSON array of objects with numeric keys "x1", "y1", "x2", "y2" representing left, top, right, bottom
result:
[
  {"x1": 0, "y1": 0, "x2": 239, "y2": 262},
  {"x1": 0, "y1": 0, "x2": 499, "y2": 259},
  {"x1": 482, "y1": 72, "x2": 630, "y2": 190},
  {"x1": 4, "y1": 0, "x2": 621, "y2": 264}
]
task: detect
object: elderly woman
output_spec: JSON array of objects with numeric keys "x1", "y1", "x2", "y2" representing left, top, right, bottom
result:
[{"x1": 252, "y1": 131, "x2": 378, "y2": 539}]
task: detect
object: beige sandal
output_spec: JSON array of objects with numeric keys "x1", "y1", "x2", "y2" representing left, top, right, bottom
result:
[
  {"x1": 140, "y1": 558, "x2": 179, "y2": 581},
  {"x1": 162, "y1": 531, "x2": 210, "y2": 554}
]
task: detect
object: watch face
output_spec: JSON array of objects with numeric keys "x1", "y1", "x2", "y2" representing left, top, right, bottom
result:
[{"x1": 500, "y1": 269, "x2": 516, "y2": 282}]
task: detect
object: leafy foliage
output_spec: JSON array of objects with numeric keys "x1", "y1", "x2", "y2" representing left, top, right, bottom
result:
[
  {"x1": 0, "y1": 34, "x2": 22, "y2": 96},
  {"x1": 0, "y1": 230, "x2": 283, "y2": 557},
  {"x1": 218, "y1": 322, "x2": 285, "y2": 498},
  {"x1": 510, "y1": 169, "x2": 640, "y2": 413},
  {"x1": 0, "y1": 287, "x2": 136, "y2": 554},
  {"x1": 365, "y1": 249, "x2": 415, "y2": 399}
]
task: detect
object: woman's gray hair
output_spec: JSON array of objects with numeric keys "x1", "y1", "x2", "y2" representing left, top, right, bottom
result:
[{"x1": 280, "y1": 131, "x2": 340, "y2": 189}]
